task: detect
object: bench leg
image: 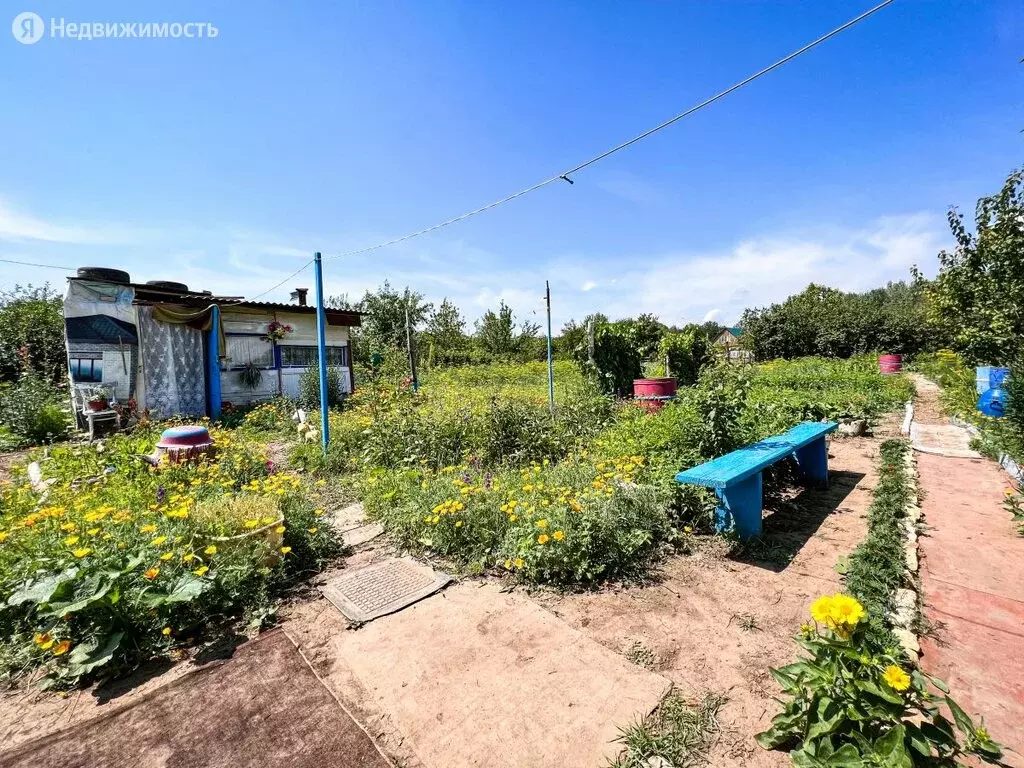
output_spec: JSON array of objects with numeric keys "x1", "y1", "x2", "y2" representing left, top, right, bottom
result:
[
  {"x1": 715, "y1": 472, "x2": 763, "y2": 540},
  {"x1": 794, "y1": 436, "x2": 829, "y2": 488}
]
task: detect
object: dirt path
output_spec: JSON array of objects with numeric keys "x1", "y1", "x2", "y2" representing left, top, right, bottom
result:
[
  {"x1": 537, "y1": 434, "x2": 885, "y2": 767},
  {"x1": 913, "y1": 380, "x2": 1024, "y2": 764}
]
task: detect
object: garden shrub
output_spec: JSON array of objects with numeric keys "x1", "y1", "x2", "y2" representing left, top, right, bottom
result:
[
  {"x1": 360, "y1": 456, "x2": 670, "y2": 584},
  {"x1": 0, "y1": 424, "x2": 340, "y2": 686},
  {"x1": 298, "y1": 365, "x2": 345, "y2": 410},
  {"x1": 0, "y1": 375, "x2": 71, "y2": 447},
  {"x1": 575, "y1": 324, "x2": 643, "y2": 397}
]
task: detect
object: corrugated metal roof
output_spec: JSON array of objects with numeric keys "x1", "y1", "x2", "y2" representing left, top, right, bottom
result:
[{"x1": 69, "y1": 276, "x2": 362, "y2": 325}]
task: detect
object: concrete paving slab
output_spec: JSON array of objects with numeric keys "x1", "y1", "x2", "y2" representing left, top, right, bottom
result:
[
  {"x1": 330, "y1": 502, "x2": 368, "y2": 533},
  {"x1": 910, "y1": 423, "x2": 983, "y2": 459},
  {"x1": 334, "y1": 582, "x2": 672, "y2": 768},
  {"x1": 344, "y1": 522, "x2": 385, "y2": 548}
]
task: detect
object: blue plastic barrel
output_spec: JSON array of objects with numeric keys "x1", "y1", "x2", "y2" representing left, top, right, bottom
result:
[
  {"x1": 978, "y1": 387, "x2": 1007, "y2": 417},
  {"x1": 990, "y1": 367, "x2": 1010, "y2": 389},
  {"x1": 976, "y1": 366, "x2": 993, "y2": 394}
]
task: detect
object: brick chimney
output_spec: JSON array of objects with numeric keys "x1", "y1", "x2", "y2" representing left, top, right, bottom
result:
[{"x1": 290, "y1": 287, "x2": 308, "y2": 307}]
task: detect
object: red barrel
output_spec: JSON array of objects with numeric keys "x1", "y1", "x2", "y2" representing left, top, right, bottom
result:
[
  {"x1": 879, "y1": 354, "x2": 903, "y2": 375},
  {"x1": 633, "y1": 377, "x2": 677, "y2": 412}
]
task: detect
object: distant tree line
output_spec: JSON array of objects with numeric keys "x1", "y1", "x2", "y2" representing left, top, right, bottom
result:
[{"x1": 738, "y1": 168, "x2": 1024, "y2": 367}]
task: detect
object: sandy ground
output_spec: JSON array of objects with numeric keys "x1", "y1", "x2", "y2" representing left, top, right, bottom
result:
[{"x1": 534, "y1": 433, "x2": 886, "y2": 767}]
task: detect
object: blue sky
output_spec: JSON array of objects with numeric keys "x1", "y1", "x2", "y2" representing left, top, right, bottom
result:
[{"x1": 1, "y1": 1, "x2": 1021, "y2": 329}]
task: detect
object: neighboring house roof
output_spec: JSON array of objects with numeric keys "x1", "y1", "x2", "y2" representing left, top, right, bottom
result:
[
  {"x1": 65, "y1": 315, "x2": 138, "y2": 344},
  {"x1": 725, "y1": 327, "x2": 743, "y2": 336}
]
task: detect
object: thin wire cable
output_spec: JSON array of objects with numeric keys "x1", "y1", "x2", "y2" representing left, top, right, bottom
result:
[
  {"x1": 10, "y1": 1, "x2": 893, "y2": 297},
  {"x1": 0, "y1": 257, "x2": 77, "y2": 270},
  {"x1": 311, "y1": 0, "x2": 894, "y2": 268},
  {"x1": 246, "y1": 259, "x2": 314, "y2": 302}
]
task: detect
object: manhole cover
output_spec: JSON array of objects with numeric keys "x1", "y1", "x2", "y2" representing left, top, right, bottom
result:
[{"x1": 321, "y1": 557, "x2": 452, "y2": 623}]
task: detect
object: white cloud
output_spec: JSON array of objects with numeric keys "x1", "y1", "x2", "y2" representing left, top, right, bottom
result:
[
  {"x1": 581, "y1": 280, "x2": 597, "y2": 292},
  {"x1": 702, "y1": 308, "x2": 721, "y2": 323},
  {"x1": 0, "y1": 200, "x2": 142, "y2": 245}
]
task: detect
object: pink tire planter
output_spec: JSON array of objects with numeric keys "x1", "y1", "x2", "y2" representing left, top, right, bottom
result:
[{"x1": 633, "y1": 377, "x2": 677, "y2": 412}]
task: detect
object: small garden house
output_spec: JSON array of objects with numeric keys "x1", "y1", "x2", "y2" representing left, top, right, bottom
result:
[
  {"x1": 713, "y1": 326, "x2": 751, "y2": 360},
  {"x1": 63, "y1": 268, "x2": 361, "y2": 420}
]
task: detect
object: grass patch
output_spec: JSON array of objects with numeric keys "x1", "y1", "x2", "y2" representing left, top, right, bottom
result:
[
  {"x1": 845, "y1": 439, "x2": 912, "y2": 644},
  {"x1": 610, "y1": 692, "x2": 727, "y2": 768}
]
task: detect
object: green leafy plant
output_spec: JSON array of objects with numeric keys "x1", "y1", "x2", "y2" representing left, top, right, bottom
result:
[
  {"x1": 298, "y1": 364, "x2": 345, "y2": 410},
  {"x1": 756, "y1": 594, "x2": 1002, "y2": 766},
  {"x1": 238, "y1": 361, "x2": 263, "y2": 390},
  {"x1": 845, "y1": 440, "x2": 912, "y2": 644},
  {"x1": 575, "y1": 323, "x2": 644, "y2": 398},
  {"x1": 0, "y1": 374, "x2": 71, "y2": 446}
]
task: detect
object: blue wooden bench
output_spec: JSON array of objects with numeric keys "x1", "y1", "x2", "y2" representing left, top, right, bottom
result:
[{"x1": 675, "y1": 421, "x2": 838, "y2": 540}]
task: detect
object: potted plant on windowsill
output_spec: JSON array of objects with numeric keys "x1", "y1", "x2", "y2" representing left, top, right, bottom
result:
[{"x1": 86, "y1": 392, "x2": 109, "y2": 412}]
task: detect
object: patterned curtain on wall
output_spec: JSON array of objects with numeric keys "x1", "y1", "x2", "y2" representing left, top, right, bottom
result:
[{"x1": 137, "y1": 306, "x2": 207, "y2": 418}]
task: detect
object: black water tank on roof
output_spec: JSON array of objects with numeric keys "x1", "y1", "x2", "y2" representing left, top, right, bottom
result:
[
  {"x1": 145, "y1": 280, "x2": 190, "y2": 292},
  {"x1": 77, "y1": 267, "x2": 131, "y2": 284}
]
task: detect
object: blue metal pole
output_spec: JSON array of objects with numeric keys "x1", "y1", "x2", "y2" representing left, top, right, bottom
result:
[
  {"x1": 207, "y1": 304, "x2": 222, "y2": 419},
  {"x1": 313, "y1": 252, "x2": 330, "y2": 453},
  {"x1": 545, "y1": 280, "x2": 554, "y2": 413}
]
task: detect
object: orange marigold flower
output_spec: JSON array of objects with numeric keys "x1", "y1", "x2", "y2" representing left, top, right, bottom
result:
[
  {"x1": 143, "y1": 567, "x2": 160, "y2": 580},
  {"x1": 53, "y1": 640, "x2": 71, "y2": 656}
]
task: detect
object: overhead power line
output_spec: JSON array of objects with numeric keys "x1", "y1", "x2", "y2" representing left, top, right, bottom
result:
[
  {"x1": 283, "y1": 0, "x2": 892, "y2": 272},
  {"x1": 0, "y1": 257, "x2": 76, "y2": 271},
  {"x1": 10, "y1": 1, "x2": 895, "y2": 297}
]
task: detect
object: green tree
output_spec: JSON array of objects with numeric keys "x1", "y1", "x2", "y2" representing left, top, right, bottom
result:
[
  {"x1": 917, "y1": 169, "x2": 1024, "y2": 364},
  {"x1": 339, "y1": 282, "x2": 432, "y2": 361},
  {"x1": 659, "y1": 324, "x2": 711, "y2": 386},
  {"x1": 0, "y1": 285, "x2": 66, "y2": 384},
  {"x1": 423, "y1": 298, "x2": 468, "y2": 366},
  {"x1": 474, "y1": 301, "x2": 541, "y2": 360}
]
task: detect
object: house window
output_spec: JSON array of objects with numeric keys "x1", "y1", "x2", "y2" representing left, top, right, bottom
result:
[
  {"x1": 280, "y1": 345, "x2": 349, "y2": 368},
  {"x1": 224, "y1": 334, "x2": 274, "y2": 369},
  {"x1": 70, "y1": 355, "x2": 103, "y2": 383}
]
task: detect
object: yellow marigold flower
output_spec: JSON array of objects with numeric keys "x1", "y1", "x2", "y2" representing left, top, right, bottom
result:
[
  {"x1": 314, "y1": 508, "x2": 324, "y2": 516},
  {"x1": 830, "y1": 594, "x2": 866, "y2": 627},
  {"x1": 537, "y1": 534, "x2": 550, "y2": 545},
  {"x1": 34, "y1": 632, "x2": 53, "y2": 648},
  {"x1": 514, "y1": 557, "x2": 524, "y2": 568},
  {"x1": 204, "y1": 545, "x2": 217, "y2": 555},
  {"x1": 143, "y1": 567, "x2": 160, "y2": 580},
  {"x1": 882, "y1": 665, "x2": 911, "y2": 691},
  {"x1": 308, "y1": 527, "x2": 318, "y2": 534},
  {"x1": 140, "y1": 524, "x2": 157, "y2": 534},
  {"x1": 0, "y1": 531, "x2": 8, "y2": 543},
  {"x1": 509, "y1": 514, "x2": 517, "y2": 522},
  {"x1": 809, "y1": 595, "x2": 834, "y2": 624},
  {"x1": 152, "y1": 535, "x2": 167, "y2": 546},
  {"x1": 72, "y1": 547, "x2": 91, "y2": 558},
  {"x1": 182, "y1": 553, "x2": 195, "y2": 562},
  {"x1": 275, "y1": 525, "x2": 286, "y2": 534},
  {"x1": 194, "y1": 565, "x2": 209, "y2": 576},
  {"x1": 64, "y1": 535, "x2": 80, "y2": 546},
  {"x1": 536, "y1": 519, "x2": 548, "y2": 529},
  {"x1": 53, "y1": 640, "x2": 71, "y2": 656},
  {"x1": 162, "y1": 627, "x2": 172, "y2": 636},
  {"x1": 261, "y1": 516, "x2": 276, "y2": 525},
  {"x1": 552, "y1": 530, "x2": 565, "y2": 541},
  {"x1": 504, "y1": 559, "x2": 513, "y2": 569},
  {"x1": 60, "y1": 522, "x2": 77, "y2": 532},
  {"x1": 683, "y1": 525, "x2": 693, "y2": 534},
  {"x1": 455, "y1": 520, "x2": 463, "y2": 528},
  {"x1": 280, "y1": 546, "x2": 292, "y2": 555},
  {"x1": 244, "y1": 520, "x2": 259, "y2": 529},
  {"x1": 160, "y1": 552, "x2": 174, "y2": 561},
  {"x1": 87, "y1": 528, "x2": 100, "y2": 536}
]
